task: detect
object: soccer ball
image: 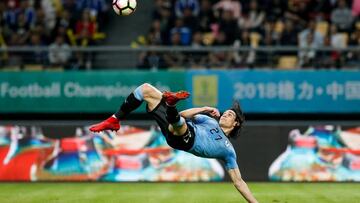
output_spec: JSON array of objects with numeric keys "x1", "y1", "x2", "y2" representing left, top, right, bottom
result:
[{"x1": 112, "y1": 0, "x2": 137, "y2": 16}]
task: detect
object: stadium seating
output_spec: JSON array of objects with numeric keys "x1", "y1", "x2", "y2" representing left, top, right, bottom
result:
[
  {"x1": 0, "y1": 0, "x2": 359, "y2": 69},
  {"x1": 137, "y1": 0, "x2": 360, "y2": 69},
  {"x1": 0, "y1": 0, "x2": 109, "y2": 70},
  {"x1": 277, "y1": 56, "x2": 298, "y2": 69},
  {"x1": 316, "y1": 21, "x2": 329, "y2": 37}
]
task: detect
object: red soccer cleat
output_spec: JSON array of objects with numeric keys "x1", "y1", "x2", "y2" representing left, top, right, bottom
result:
[
  {"x1": 162, "y1": 91, "x2": 190, "y2": 106},
  {"x1": 89, "y1": 116, "x2": 120, "y2": 132}
]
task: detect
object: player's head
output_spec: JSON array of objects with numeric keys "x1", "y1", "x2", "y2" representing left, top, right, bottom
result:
[{"x1": 219, "y1": 101, "x2": 245, "y2": 138}]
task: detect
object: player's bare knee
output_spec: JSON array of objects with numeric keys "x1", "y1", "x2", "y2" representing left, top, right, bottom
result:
[
  {"x1": 142, "y1": 83, "x2": 162, "y2": 102},
  {"x1": 141, "y1": 83, "x2": 151, "y2": 98},
  {"x1": 142, "y1": 83, "x2": 155, "y2": 98}
]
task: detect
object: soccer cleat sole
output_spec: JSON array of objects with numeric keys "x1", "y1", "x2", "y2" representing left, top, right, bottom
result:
[
  {"x1": 163, "y1": 91, "x2": 190, "y2": 99},
  {"x1": 89, "y1": 124, "x2": 120, "y2": 133}
]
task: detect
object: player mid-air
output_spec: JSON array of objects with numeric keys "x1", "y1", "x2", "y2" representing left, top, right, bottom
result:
[{"x1": 89, "y1": 83, "x2": 258, "y2": 203}]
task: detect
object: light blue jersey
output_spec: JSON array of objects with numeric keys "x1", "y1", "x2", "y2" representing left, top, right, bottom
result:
[{"x1": 187, "y1": 114, "x2": 238, "y2": 170}]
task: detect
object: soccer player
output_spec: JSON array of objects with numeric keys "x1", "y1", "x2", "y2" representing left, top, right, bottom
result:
[{"x1": 90, "y1": 83, "x2": 258, "y2": 203}]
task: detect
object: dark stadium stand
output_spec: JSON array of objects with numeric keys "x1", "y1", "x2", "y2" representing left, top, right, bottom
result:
[
  {"x1": 136, "y1": 0, "x2": 360, "y2": 69},
  {"x1": 0, "y1": 0, "x2": 109, "y2": 70},
  {"x1": 0, "y1": 0, "x2": 359, "y2": 70}
]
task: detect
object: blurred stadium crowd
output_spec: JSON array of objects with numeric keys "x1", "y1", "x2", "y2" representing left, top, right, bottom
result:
[
  {"x1": 0, "y1": 0, "x2": 359, "y2": 70},
  {"x1": 0, "y1": 0, "x2": 108, "y2": 69},
  {"x1": 138, "y1": 0, "x2": 360, "y2": 69}
]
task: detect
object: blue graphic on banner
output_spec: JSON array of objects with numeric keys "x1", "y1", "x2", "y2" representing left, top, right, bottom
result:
[{"x1": 186, "y1": 70, "x2": 360, "y2": 113}]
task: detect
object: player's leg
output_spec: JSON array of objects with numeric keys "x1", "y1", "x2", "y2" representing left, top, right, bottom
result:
[
  {"x1": 115, "y1": 82, "x2": 162, "y2": 118},
  {"x1": 162, "y1": 91, "x2": 190, "y2": 136},
  {"x1": 89, "y1": 83, "x2": 162, "y2": 132},
  {"x1": 141, "y1": 83, "x2": 163, "y2": 111},
  {"x1": 166, "y1": 105, "x2": 188, "y2": 136},
  {"x1": 147, "y1": 90, "x2": 194, "y2": 150}
]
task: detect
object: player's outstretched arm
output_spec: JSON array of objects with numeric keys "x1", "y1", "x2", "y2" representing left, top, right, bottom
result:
[
  {"x1": 180, "y1": 106, "x2": 220, "y2": 119},
  {"x1": 227, "y1": 168, "x2": 258, "y2": 203}
]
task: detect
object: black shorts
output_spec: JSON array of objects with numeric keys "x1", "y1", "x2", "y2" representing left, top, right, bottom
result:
[{"x1": 147, "y1": 99, "x2": 195, "y2": 151}]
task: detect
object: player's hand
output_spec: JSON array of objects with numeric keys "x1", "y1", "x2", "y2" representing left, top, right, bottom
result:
[{"x1": 203, "y1": 106, "x2": 220, "y2": 118}]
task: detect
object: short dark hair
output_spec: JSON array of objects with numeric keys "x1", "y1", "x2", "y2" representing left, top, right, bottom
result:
[{"x1": 229, "y1": 101, "x2": 245, "y2": 139}]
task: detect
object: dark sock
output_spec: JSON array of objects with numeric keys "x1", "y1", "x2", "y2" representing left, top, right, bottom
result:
[
  {"x1": 166, "y1": 105, "x2": 180, "y2": 124},
  {"x1": 114, "y1": 93, "x2": 143, "y2": 119}
]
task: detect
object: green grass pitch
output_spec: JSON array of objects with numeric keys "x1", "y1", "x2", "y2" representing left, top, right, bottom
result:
[{"x1": 0, "y1": 182, "x2": 359, "y2": 203}]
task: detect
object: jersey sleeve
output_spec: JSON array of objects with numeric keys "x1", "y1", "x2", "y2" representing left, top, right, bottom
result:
[
  {"x1": 224, "y1": 150, "x2": 238, "y2": 170},
  {"x1": 192, "y1": 114, "x2": 211, "y2": 124}
]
